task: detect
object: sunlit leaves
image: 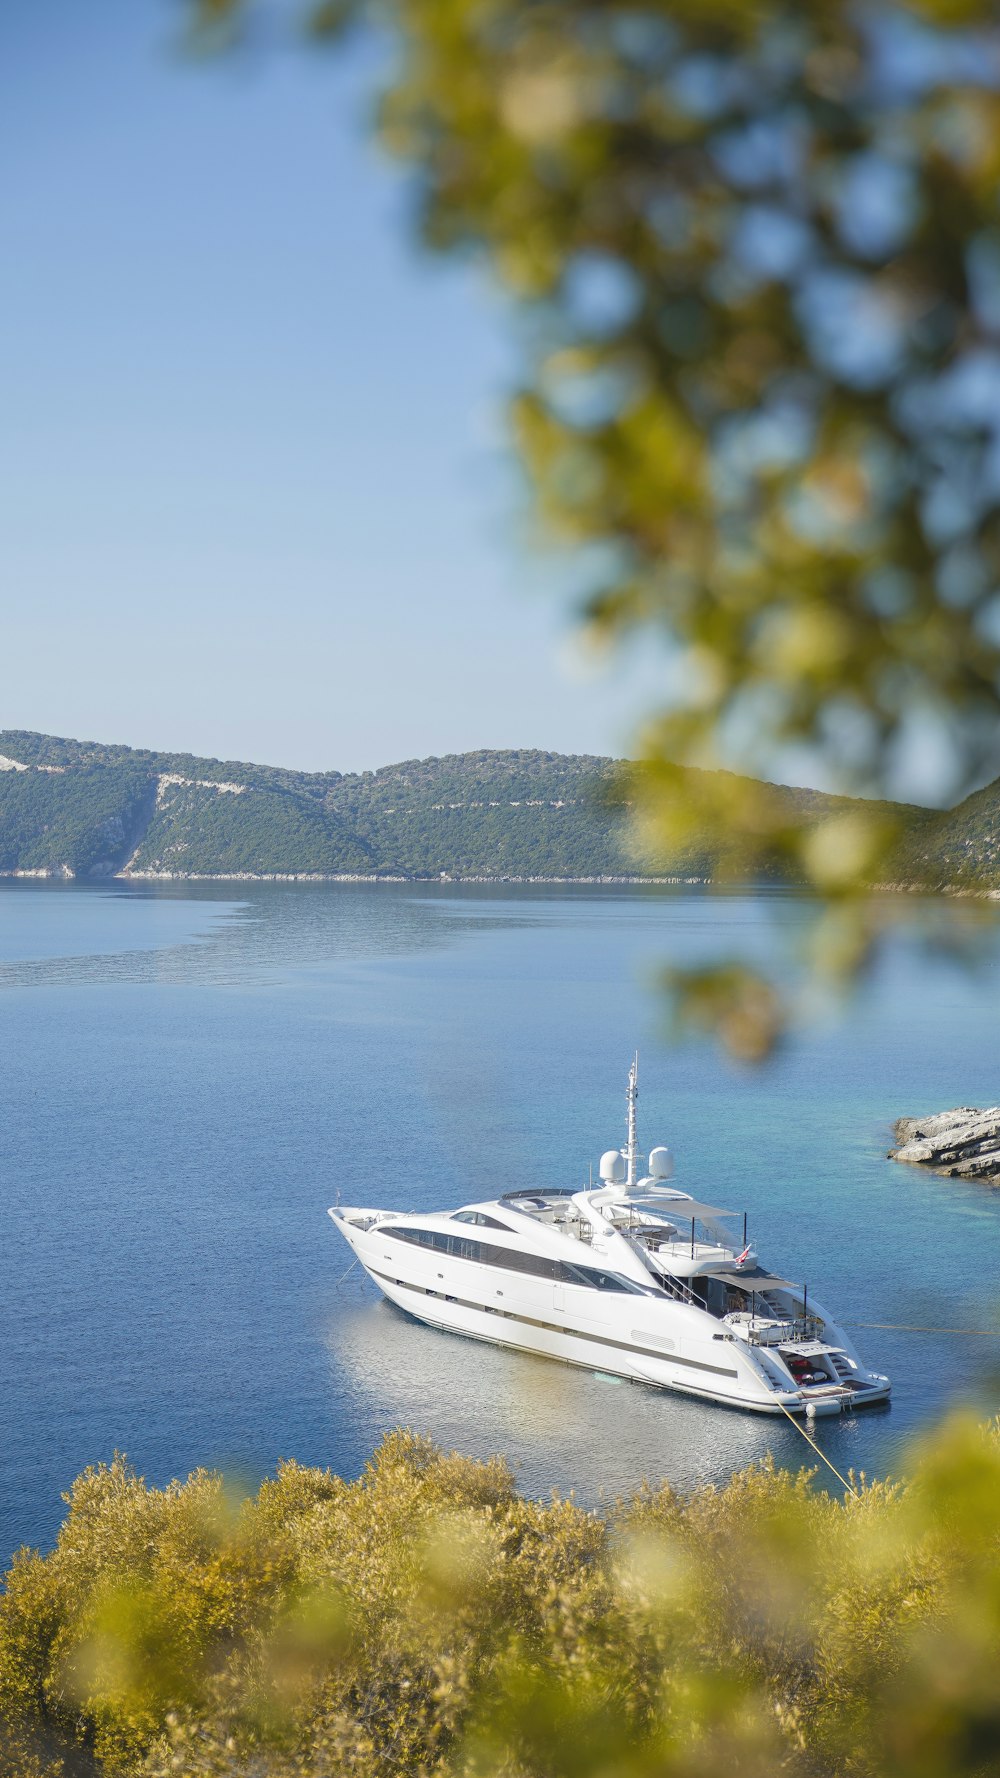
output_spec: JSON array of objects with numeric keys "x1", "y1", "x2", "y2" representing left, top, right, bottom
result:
[{"x1": 3, "y1": 1421, "x2": 1000, "y2": 1775}]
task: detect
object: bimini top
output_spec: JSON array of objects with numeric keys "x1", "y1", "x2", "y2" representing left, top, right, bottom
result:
[
  {"x1": 630, "y1": 1193, "x2": 737, "y2": 1222},
  {"x1": 709, "y1": 1264, "x2": 801, "y2": 1291}
]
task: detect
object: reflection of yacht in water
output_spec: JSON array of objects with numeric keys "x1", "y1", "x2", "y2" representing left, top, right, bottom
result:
[{"x1": 328, "y1": 1059, "x2": 891, "y2": 1417}]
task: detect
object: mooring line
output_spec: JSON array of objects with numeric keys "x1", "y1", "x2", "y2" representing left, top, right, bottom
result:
[
  {"x1": 627, "y1": 1358, "x2": 858, "y2": 1495},
  {"x1": 843, "y1": 1321, "x2": 999, "y2": 1337},
  {"x1": 773, "y1": 1397, "x2": 859, "y2": 1496},
  {"x1": 333, "y1": 1256, "x2": 360, "y2": 1289}
]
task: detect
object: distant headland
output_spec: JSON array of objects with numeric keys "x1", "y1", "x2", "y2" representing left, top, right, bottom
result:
[{"x1": 0, "y1": 728, "x2": 995, "y2": 888}]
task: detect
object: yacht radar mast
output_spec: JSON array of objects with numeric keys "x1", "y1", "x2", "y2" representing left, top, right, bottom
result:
[{"x1": 624, "y1": 1053, "x2": 642, "y2": 1186}]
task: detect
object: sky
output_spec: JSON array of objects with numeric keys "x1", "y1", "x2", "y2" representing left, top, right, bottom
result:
[{"x1": 0, "y1": 0, "x2": 657, "y2": 773}]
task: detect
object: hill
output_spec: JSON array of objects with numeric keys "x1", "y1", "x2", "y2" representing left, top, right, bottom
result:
[
  {"x1": 0, "y1": 727, "x2": 958, "y2": 884},
  {"x1": 891, "y1": 775, "x2": 1000, "y2": 889},
  {"x1": 0, "y1": 733, "x2": 641, "y2": 880}
]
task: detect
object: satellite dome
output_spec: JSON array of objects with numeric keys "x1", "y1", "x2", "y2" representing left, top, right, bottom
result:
[
  {"x1": 599, "y1": 1149, "x2": 626, "y2": 1184},
  {"x1": 648, "y1": 1145, "x2": 674, "y2": 1181}
]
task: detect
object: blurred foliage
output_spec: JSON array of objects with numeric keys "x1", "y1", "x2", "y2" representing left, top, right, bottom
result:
[
  {"x1": 2, "y1": 1418, "x2": 1000, "y2": 1775},
  {"x1": 185, "y1": 0, "x2": 1000, "y2": 1050}
]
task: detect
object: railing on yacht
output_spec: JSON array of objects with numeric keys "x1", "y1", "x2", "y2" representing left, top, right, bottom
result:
[{"x1": 657, "y1": 1273, "x2": 703, "y2": 1307}]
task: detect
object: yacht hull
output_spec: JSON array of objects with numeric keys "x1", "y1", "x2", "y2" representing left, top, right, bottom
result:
[{"x1": 372, "y1": 1269, "x2": 796, "y2": 1411}]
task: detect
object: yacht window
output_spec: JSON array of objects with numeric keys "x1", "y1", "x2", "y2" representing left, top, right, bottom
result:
[
  {"x1": 498, "y1": 1247, "x2": 560, "y2": 1280},
  {"x1": 451, "y1": 1211, "x2": 512, "y2": 1230},
  {"x1": 451, "y1": 1236, "x2": 480, "y2": 1262},
  {"x1": 381, "y1": 1227, "x2": 644, "y2": 1292},
  {"x1": 381, "y1": 1227, "x2": 525, "y2": 1266},
  {"x1": 571, "y1": 1266, "x2": 646, "y2": 1294}
]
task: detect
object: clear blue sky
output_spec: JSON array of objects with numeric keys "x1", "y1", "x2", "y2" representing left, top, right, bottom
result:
[{"x1": 1, "y1": 0, "x2": 654, "y2": 772}]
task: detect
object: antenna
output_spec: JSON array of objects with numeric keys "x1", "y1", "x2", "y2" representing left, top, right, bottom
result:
[{"x1": 624, "y1": 1052, "x2": 639, "y2": 1186}]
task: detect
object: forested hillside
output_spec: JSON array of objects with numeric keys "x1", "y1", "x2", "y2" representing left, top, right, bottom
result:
[
  {"x1": 0, "y1": 727, "x2": 982, "y2": 885},
  {"x1": 892, "y1": 775, "x2": 1000, "y2": 888},
  {"x1": 0, "y1": 763, "x2": 155, "y2": 877},
  {"x1": 0, "y1": 733, "x2": 643, "y2": 879}
]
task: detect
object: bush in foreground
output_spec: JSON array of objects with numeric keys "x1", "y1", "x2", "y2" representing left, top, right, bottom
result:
[{"x1": 1, "y1": 1417, "x2": 999, "y2": 1776}]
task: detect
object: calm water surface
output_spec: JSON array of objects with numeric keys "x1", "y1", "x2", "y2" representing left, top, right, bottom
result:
[{"x1": 2, "y1": 879, "x2": 999, "y2": 1560}]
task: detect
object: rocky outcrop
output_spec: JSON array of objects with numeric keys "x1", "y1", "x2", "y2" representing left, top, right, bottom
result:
[{"x1": 889, "y1": 1107, "x2": 1000, "y2": 1183}]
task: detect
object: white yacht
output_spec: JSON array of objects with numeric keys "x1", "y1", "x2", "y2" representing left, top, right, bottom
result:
[{"x1": 328, "y1": 1060, "x2": 891, "y2": 1417}]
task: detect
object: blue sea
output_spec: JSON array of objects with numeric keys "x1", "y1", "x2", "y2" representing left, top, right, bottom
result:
[{"x1": 2, "y1": 879, "x2": 999, "y2": 1562}]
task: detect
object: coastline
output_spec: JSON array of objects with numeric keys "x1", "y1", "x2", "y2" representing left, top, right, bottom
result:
[
  {"x1": 4, "y1": 869, "x2": 998, "y2": 897},
  {"x1": 0, "y1": 868, "x2": 711, "y2": 886}
]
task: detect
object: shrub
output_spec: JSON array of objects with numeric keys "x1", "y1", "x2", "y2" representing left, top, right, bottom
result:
[{"x1": 1, "y1": 1418, "x2": 999, "y2": 1777}]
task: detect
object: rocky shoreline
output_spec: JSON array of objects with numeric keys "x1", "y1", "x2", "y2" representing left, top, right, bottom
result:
[{"x1": 889, "y1": 1107, "x2": 1000, "y2": 1184}]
